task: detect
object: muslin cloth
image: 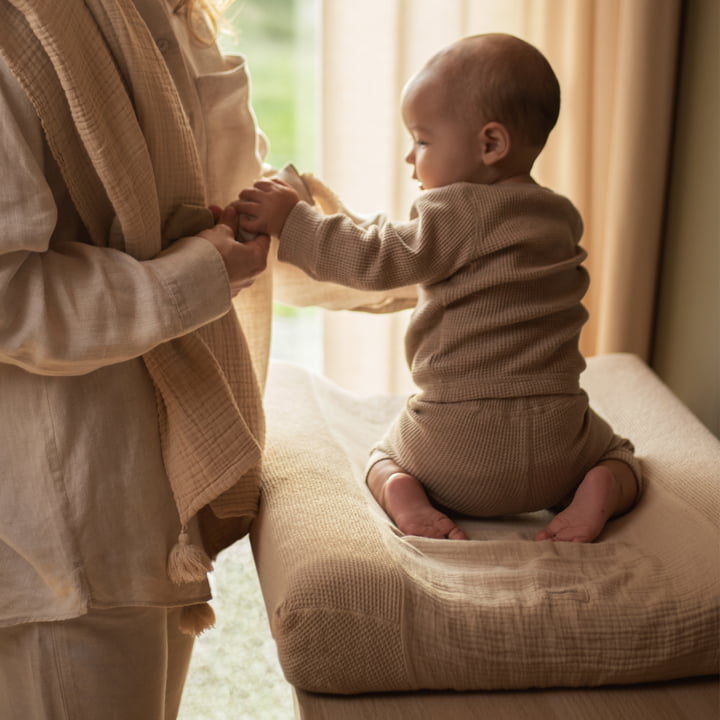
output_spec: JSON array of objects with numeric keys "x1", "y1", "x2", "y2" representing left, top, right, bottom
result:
[{"x1": 0, "y1": 0, "x2": 264, "y2": 632}]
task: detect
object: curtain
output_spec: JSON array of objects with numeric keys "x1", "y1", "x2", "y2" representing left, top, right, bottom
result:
[{"x1": 316, "y1": 0, "x2": 682, "y2": 395}]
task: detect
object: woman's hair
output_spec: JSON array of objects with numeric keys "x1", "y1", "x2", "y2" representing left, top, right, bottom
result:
[{"x1": 173, "y1": 0, "x2": 225, "y2": 43}]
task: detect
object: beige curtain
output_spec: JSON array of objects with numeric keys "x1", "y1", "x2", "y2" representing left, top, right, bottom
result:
[{"x1": 316, "y1": 0, "x2": 682, "y2": 395}]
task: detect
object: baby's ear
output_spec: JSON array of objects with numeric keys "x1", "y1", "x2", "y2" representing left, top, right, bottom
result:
[{"x1": 478, "y1": 122, "x2": 511, "y2": 165}]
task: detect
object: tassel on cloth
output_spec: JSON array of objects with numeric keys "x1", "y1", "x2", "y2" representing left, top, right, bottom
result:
[
  {"x1": 179, "y1": 602, "x2": 216, "y2": 636},
  {"x1": 167, "y1": 528, "x2": 213, "y2": 585},
  {"x1": 168, "y1": 530, "x2": 216, "y2": 636}
]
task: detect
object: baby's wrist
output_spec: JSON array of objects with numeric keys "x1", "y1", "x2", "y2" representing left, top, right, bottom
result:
[{"x1": 277, "y1": 199, "x2": 299, "y2": 234}]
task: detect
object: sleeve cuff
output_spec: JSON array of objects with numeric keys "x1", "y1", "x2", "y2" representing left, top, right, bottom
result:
[{"x1": 149, "y1": 235, "x2": 232, "y2": 336}]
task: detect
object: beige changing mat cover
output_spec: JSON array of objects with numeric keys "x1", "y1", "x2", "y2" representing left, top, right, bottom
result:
[{"x1": 252, "y1": 354, "x2": 720, "y2": 694}]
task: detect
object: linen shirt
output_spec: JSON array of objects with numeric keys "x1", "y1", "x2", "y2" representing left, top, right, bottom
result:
[{"x1": 0, "y1": 1, "x2": 266, "y2": 626}]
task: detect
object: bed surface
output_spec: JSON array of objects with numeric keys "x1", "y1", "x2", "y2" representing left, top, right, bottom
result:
[
  {"x1": 292, "y1": 675, "x2": 719, "y2": 720},
  {"x1": 251, "y1": 354, "x2": 719, "y2": 700}
]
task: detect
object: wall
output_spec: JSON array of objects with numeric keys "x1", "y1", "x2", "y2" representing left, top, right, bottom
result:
[{"x1": 652, "y1": 0, "x2": 719, "y2": 437}]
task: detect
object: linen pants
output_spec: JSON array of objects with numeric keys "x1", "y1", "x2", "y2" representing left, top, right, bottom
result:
[{"x1": 0, "y1": 606, "x2": 194, "y2": 720}]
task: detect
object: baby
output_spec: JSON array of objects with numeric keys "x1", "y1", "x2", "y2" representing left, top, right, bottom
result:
[{"x1": 236, "y1": 33, "x2": 642, "y2": 543}]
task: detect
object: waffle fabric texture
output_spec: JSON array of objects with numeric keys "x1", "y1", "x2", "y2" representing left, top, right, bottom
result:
[{"x1": 254, "y1": 354, "x2": 719, "y2": 693}]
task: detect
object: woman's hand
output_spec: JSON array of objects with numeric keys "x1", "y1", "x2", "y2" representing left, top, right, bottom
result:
[
  {"x1": 199, "y1": 205, "x2": 270, "y2": 296},
  {"x1": 235, "y1": 178, "x2": 300, "y2": 238}
]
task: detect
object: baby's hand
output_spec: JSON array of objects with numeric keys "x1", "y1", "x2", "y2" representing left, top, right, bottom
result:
[
  {"x1": 235, "y1": 179, "x2": 300, "y2": 238},
  {"x1": 208, "y1": 203, "x2": 238, "y2": 233},
  {"x1": 199, "y1": 204, "x2": 270, "y2": 296}
]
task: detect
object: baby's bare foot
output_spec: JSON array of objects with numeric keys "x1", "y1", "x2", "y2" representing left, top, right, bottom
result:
[
  {"x1": 535, "y1": 465, "x2": 625, "y2": 542},
  {"x1": 382, "y1": 472, "x2": 468, "y2": 540}
]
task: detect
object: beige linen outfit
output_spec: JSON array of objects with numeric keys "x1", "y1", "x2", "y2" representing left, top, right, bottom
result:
[
  {"x1": 279, "y1": 182, "x2": 641, "y2": 516},
  {"x1": 0, "y1": 0, "x2": 265, "y2": 716},
  {"x1": 0, "y1": 3, "x2": 409, "y2": 714}
]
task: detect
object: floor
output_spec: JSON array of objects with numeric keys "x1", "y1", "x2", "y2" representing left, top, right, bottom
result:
[{"x1": 178, "y1": 539, "x2": 294, "y2": 720}]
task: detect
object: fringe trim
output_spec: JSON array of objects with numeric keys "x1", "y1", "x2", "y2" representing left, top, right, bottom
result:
[
  {"x1": 167, "y1": 528, "x2": 213, "y2": 585},
  {"x1": 179, "y1": 602, "x2": 216, "y2": 636}
]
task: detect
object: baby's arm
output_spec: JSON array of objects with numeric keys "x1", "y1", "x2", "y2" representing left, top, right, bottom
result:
[{"x1": 236, "y1": 179, "x2": 300, "y2": 238}]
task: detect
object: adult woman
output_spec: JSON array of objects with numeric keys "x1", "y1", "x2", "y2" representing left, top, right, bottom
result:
[{"x1": 0, "y1": 1, "x2": 269, "y2": 716}]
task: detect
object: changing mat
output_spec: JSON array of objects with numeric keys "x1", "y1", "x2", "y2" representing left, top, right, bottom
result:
[{"x1": 251, "y1": 353, "x2": 720, "y2": 694}]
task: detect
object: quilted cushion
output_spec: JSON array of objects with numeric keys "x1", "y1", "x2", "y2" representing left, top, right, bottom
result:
[{"x1": 251, "y1": 354, "x2": 720, "y2": 694}]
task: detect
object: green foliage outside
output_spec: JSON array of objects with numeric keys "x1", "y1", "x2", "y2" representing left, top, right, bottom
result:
[
  {"x1": 218, "y1": 0, "x2": 317, "y2": 172},
  {"x1": 218, "y1": 1, "x2": 320, "y2": 323}
]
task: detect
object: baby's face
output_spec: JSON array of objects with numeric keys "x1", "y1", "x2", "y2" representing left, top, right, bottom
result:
[{"x1": 401, "y1": 73, "x2": 488, "y2": 190}]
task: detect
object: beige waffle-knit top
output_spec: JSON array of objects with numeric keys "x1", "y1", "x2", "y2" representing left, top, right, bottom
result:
[{"x1": 278, "y1": 181, "x2": 589, "y2": 401}]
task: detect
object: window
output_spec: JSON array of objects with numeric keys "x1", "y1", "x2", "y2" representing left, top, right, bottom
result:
[
  {"x1": 219, "y1": 0, "x2": 324, "y2": 375},
  {"x1": 179, "y1": 5, "x2": 318, "y2": 718}
]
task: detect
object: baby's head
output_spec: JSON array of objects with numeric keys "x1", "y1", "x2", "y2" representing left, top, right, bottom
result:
[{"x1": 401, "y1": 33, "x2": 560, "y2": 189}]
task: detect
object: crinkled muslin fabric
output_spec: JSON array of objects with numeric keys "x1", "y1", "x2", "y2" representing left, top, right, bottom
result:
[
  {"x1": 0, "y1": 0, "x2": 413, "y2": 630},
  {"x1": 0, "y1": 0, "x2": 264, "y2": 554},
  {"x1": 253, "y1": 354, "x2": 719, "y2": 693},
  {"x1": 0, "y1": 0, "x2": 268, "y2": 628}
]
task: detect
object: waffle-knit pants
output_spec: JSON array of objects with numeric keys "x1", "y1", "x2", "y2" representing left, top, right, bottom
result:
[{"x1": 368, "y1": 391, "x2": 641, "y2": 516}]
